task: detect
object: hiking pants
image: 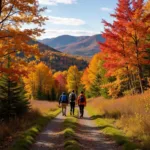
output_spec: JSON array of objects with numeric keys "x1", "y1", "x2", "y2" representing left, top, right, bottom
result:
[
  {"x1": 79, "y1": 105, "x2": 84, "y2": 117},
  {"x1": 70, "y1": 102, "x2": 75, "y2": 115},
  {"x1": 62, "y1": 103, "x2": 67, "y2": 115}
]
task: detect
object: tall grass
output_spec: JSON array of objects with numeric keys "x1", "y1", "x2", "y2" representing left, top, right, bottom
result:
[
  {"x1": 88, "y1": 90, "x2": 150, "y2": 149},
  {"x1": 0, "y1": 100, "x2": 59, "y2": 150}
]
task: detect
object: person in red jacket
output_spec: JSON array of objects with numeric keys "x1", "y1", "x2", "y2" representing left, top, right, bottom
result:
[{"x1": 77, "y1": 91, "x2": 86, "y2": 118}]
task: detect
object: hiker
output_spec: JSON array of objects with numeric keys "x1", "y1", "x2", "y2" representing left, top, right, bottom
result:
[
  {"x1": 69, "y1": 90, "x2": 77, "y2": 116},
  {"x1": 59, "y1": 92, "x2": 68, "y2": 116},
  {"x1": 77, "y1": 91, "x2": 86, "y2": 118}
]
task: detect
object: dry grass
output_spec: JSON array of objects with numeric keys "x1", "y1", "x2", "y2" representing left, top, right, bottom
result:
[
  {"x1": 88, "y1": 90, "x2": 150, "y2": 149},
  {"x1": 30, "y1": 100, "x2": 59, "y2": 114},
  {"x1": 0, "y1": 100, "x2": 59, "y2": 150}
]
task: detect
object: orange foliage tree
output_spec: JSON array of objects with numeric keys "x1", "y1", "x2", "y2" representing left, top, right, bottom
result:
[
  {"x1": 53, "y1": 71, "x2": 67, "y2": 97},
  {"x1": 0, "y1": 0, "x2": 47, "y2": 78},
  {"x1": 100, "y1": 0, "x2": 150, "y2": 94}
]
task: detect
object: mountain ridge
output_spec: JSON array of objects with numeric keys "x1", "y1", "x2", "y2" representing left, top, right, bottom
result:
[
  {"x1": 39, "y1": 34, "x2": 105, "y2": 56},
  {"x1": 32, "y1": 39, "x2": 88, "y2": 71}
]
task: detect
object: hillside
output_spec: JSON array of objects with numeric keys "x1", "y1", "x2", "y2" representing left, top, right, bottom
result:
[
  {"x1": 39, "y1": 35, "x2": 89, "y2": 48},
  {"x1": 39, "y1": 34, "x2": 105, "y2": 56},
  {"x1": 33, "y1": 40, "x2": 88, "y2": 71}
]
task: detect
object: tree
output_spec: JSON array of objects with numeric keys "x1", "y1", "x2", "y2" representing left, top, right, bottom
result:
[
  {"x1": 81, "y1": 68, "x2": 91, "y2": 91},
  {"x1": 53, "y1": 71, "x2": 67, "y2": 98},
  {"x1": 67, "y1": 65, "x2": 81, "y2": 95},
  {"x1": 100, "y1": 0, "x2": 150, "y2": 94},
  {"x1": 0, "y1": 75, "x2": 30, "y2": 120},
  {"x1": 0, "y1": 0, "x2": 47, "y2": 78},
  {"x1": 24, "y1": 62, "x2": 53, "y2": 100},
  {"x1": 90, "y1": 73, "x2": 101, "y2": 97}
]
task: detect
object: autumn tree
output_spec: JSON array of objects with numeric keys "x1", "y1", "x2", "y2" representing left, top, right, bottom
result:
[
  {"x1": 81, "y1": 68, "x2": 91, "y2": 91},
  {"x1": 81, "y1": 53, "x2": 110, "y2": 98},
  {"x1": 24, "y1": 62, "x2": 53, "y2": 100},
  {"x1": 53, "y1": 71, "x2": 67, "y2": 98},
  {"x1": 0, "y1": 0, "x2": 47, "y2": 78},
  {"x1": 67, "y1": 65, "x2": 81, "y2": 95},
  {"x1": 100, "y1": 0, "x2": 150, "y2": 94}
]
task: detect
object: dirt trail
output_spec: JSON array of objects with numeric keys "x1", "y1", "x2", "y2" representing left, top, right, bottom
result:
[
  {"x1": 31, "y1": 113, "x2": 65, "y2": 150},
  {"x1": 76, "y1": 110, "x2": 118, "y2": 150},
  {"x1": 31, "y1": 109, "x2": 119, "y2": 150}
]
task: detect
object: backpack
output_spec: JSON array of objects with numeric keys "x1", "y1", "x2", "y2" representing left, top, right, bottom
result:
[
  {"x1": 70, "y1": 93, "x2": 75, "y2": 102},
  {"x1": 79, "y1": 95, "x2": 85, "y2": 103},
  {"x1": 61, "y1": 95, "x2": 67, "y2": 103}
]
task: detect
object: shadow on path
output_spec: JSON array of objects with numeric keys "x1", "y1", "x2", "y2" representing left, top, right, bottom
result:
[
  {"x1": 31, "y1": 113, "x2": 65, "y2": 150},
  {"x1": 75, "y1": 110, "x2": 119, "y2": 150}
]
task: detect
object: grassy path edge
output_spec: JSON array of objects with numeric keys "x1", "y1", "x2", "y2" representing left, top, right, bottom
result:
[
  {"x1": 63, "y1": 111, "x2": 80, "y2": 150},
  {"x1": 86, "y1": 106, "x2": 140, "y2": 150},
  {"x1": 10, "y1": 109, "x2": 61, "y2": 150}
]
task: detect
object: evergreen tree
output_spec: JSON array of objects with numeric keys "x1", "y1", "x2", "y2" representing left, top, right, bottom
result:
[
  {"x1": 0, "y1": 76, "x2": 30, "y2": 120},
  {"x1": 90, "y1": 73, "x2": 101, "y2": 97}
]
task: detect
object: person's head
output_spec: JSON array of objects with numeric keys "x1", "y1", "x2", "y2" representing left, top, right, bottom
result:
[
  {"x1": 72, "y1": 90, "x2": 74, "y2": 93},
  {"x1": 62, "y1": 92, "x2": 65, "y2": 95},
  {"x1": 81, "y1": 91, "x2": 84, "y2": 94}
]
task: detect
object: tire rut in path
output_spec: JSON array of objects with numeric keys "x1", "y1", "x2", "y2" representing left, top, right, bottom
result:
[
  {"x1": 31, "y1": 113, "x2": 65, "y2": 150},
  {"x1": 76, "y1": 110, "x2": 118, "y2": 150}
]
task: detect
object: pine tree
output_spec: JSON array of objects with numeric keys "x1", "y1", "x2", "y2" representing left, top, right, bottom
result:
[
  {"x1": 90, "y1": 73, "x2": 101, "y2": 97},
  {"x1": 0, "y1": 76, "x2": 30, "y2": 120}
]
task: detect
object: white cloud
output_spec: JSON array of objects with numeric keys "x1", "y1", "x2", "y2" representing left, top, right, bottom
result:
[
  {"x1": 47, "y1": 16, "x2": 85, "y2": 26},
  {"x1": 39, "y1": 29, "x2": 98, "y2": 39},
  {"x1": 46, "y1": 9, "x2": 52, "y2": 13},
  {"x1": 39, "y1": 0, "x2": 76, "y2": 5},
  {"x1": 100, "y1": 7, "x2": 112, "y2": 12}
]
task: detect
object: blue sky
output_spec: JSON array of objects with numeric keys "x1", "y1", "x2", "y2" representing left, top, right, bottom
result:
[{"x1": 38, "y1": 0, "x2": 118, "y2": 39}]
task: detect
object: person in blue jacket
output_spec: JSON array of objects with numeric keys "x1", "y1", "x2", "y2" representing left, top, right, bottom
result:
[{"x1": 59, "y1": 92, "x2": 68, "y2": 116}]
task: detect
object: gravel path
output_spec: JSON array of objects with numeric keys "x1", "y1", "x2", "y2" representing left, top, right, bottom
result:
[
  {"x1": 76, "y1": 110, "x2": 118, "y2": 150},
  {"x1": 31, "y1": 113, "x2": 65, "y2": 150}
]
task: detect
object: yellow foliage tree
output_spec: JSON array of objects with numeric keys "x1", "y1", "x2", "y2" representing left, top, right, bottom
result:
[
  {"x1": 88, "y1": 53, "x2": 101, "y2": 83},
  {"x1": 67, "y1": 65, "x2": 81, "y2": 94},
  {"x1": 24, "y1": 62, "x2": 53, "y2": 100},
  {"x1": 81, "y1": 53, "x2": 102, "y2": 91}
]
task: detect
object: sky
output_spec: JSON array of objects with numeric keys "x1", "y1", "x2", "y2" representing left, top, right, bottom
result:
[{"x1": 37, "y1": 0, "x2": 118, "y2": 39}]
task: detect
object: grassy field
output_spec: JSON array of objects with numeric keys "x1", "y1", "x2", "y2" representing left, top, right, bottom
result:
[
  {"x1": 0, "y1": 100, "x2": 60, "y2": 150},
  {"x1": 87, "y1": 90, "x2": 150, "y2": 150}
]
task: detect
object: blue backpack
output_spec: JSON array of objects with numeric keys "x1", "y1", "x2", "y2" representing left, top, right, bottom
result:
[{"x1": 61, "y1": 95, "x2": 67, "y2": 103}]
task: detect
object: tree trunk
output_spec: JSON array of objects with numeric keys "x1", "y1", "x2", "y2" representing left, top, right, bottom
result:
[
  {"x1": 138, "y1": 65, "x2": 144, "y2": 93},
  {"x1": 0, "y1": 0, "x2": 2, "y2": 16}
]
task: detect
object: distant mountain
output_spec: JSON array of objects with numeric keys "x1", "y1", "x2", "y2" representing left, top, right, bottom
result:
[
  {"x1": 32, "y1": 40, "x2": 88, "y2": 71},
  {"x1": 39, "y1": 34, "x2": 105, "y2": 56}
]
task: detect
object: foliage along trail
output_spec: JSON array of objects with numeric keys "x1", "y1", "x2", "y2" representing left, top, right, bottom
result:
[{"x1": 31, "y1": 109, "x2": 117, "y2": 150}]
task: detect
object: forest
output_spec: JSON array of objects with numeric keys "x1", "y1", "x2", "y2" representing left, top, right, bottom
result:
[{"x1": 0, "y1": 0, "x2": 150, "y2": 150}]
